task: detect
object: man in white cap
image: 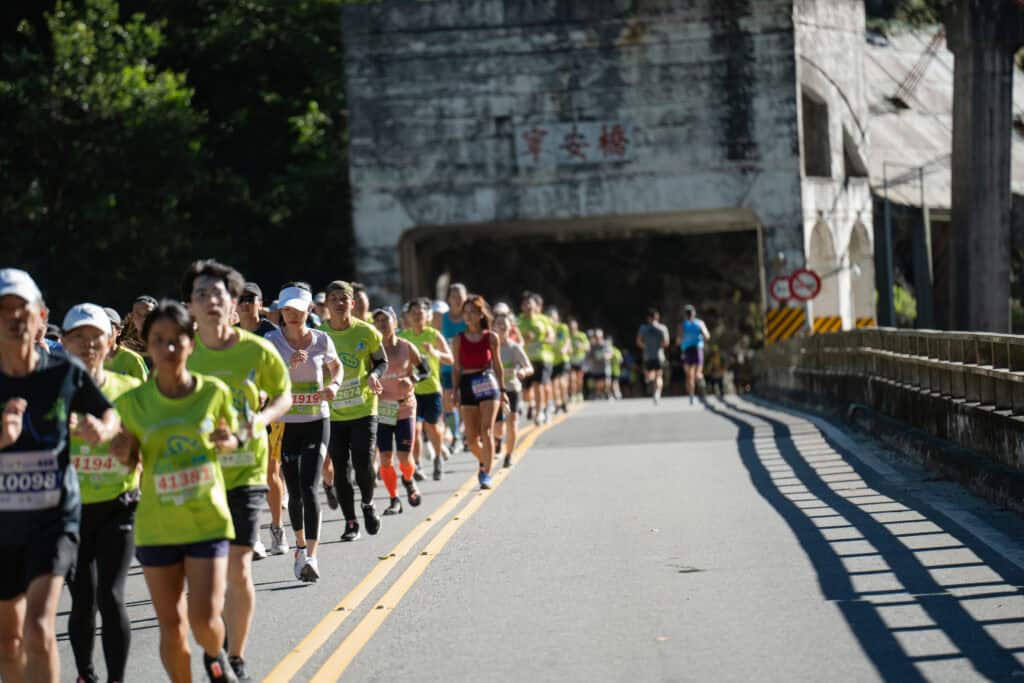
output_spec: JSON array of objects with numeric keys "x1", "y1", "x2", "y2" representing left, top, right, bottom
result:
[{"x1": 0, "y1": 268, "x2": 119, "y2": 683}]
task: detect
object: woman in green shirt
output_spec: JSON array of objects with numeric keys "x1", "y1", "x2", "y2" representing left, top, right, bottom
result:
[{"x1": 112, "y1": 301, "x2": 242, "y2": 683}]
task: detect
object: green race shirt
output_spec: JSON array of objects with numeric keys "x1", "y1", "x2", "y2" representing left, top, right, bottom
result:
[
  {"x1": 188, "y1": 329, "x2": 291, "y2": 490},
  {"x1": 537, "y1": 314, "x2": 556, "y2": 364},
  {"x1": 105, "y1": 347, "x2": 149, "y2": 382},
  {"x1": 320, "y1": 319, "x2": 383, "y2": 421},
  {"x1": 399, "y1": 326, "x2": 443, "y2": 395},
  {"x1": 570, "y1": 330, "x2": 590, "y2": 364},
  {"x1": 72, "y1": 372, "x2": 142, "y2": 505},
  {"x1": 611, "y1": 347, "x2": 623, "y2": 376},
  {"x1": 553, "y1": 323, "x2": 571, "y2": 364},
  {"x1": 116, "y1": 374, "x2": 238, "y2": 547},
  {"x1": 518, "y1": 315, "x2": 552, "y2": 363}
]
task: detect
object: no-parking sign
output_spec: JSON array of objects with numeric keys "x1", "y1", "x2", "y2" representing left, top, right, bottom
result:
[
  {"x1": 789, "y1": 268, "x2": 822, "y2": 302},
  {"x1": 769, "y1": 275, "x2": 792, "y2": 303}
]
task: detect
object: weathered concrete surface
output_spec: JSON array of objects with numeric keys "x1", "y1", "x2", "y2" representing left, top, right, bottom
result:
[{"x1": 341, "y1": 0, "x2": 872, "y2": 314}]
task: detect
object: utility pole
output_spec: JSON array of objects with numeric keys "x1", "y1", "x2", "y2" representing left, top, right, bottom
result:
[{"x1": 945, "y1": 0, "x2": 1024, "y2": 332}]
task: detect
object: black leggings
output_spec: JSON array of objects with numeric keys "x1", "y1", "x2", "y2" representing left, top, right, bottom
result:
[
  {"x1": 329, "y1": 416, "x2": 378, "y2": 520},
  {"x1": 68, "y1": 493, "x2": 136, "y2": 683},
  {"x1": 281, "y1": 419, "x2": 328, "y2": 541}
]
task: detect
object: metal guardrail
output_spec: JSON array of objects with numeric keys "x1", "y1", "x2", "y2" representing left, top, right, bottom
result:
[{"x1": 757, "y1": 328, "x2": 1024, "y2": 414}]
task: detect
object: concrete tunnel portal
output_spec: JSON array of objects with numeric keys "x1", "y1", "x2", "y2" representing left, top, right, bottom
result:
[{"x1": 398, "y1": 209, "x2": 766, "y2": 357}]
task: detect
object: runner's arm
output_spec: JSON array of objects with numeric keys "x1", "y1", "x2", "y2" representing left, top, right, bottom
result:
[
  {"x1": 433, "y1": 330, "x2": 454, "y2": 366},
  {"x1": 407, "y1": 343, "x2": 430, "y2": 383},
  {"x1": 451, "y1": 336, "x2": 462, "y2": 396},
  {"x1": 518, "y1": 346, "x2": 534, "y2": 379},
  {"x1": 490, "y1": 333, "x2": 505, "y2": 392}
]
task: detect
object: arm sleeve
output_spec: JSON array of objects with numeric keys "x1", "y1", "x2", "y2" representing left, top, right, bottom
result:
[{"x1": 71, "y1": 365, "x2": 113, "y2": 418}]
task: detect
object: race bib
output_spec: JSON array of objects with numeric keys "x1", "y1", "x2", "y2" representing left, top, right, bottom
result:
[
  {"x1": 470, "y1": 373, "x2": 499, "y2": 400},
  {"x1": 218, "y1": 451, "x2": 257, "y2": 469},
  {"x1": 0, "y1": 450, "x2": 61, "y2": 511},
  {"x1": 332, "y1": 378, "x2": 365, "y2": 409},
  {"x1": 155, "y1": 462, "x2": 215, "y2": 505},
  {"x1": 289, "y1": 381, "x2": 324, "y2": 416},
  {"x1": 72, "y1": 454, "x2": 130, "y2": 476},
  {"x1": 379, "y1": 400, "x2": 400, "y2": 426}
]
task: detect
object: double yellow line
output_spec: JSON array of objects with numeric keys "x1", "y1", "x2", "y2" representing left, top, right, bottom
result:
[{"x1": 264, "y1": 412, "x2": 572, "y2": 682}]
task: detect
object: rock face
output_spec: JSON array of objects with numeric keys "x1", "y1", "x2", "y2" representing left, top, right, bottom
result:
[{"x1": 342, "y1": 0, "x2": 870, "y2": 332}]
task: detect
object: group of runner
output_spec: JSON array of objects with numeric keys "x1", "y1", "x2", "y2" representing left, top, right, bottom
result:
[{"x1": 0, "y1": 262, "x2": 709, "y2": 683}]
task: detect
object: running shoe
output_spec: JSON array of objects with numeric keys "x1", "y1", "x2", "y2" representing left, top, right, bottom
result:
[
  {"x1": 383, "y1": 497, "x2": 403, "y2": 515},
  {"x1": 269, "y1": 525, "x2": 288, "y2": 555},
  {"x1": 76, "y1": 673, "x2": 99, "y2": 683},
  {"x1": 413, "y1": 465, "x2": 426, "y2": 482},
  {"x1": 229, "y1": 656, "x2": 253, "y2": 683},
  {"x1": 403, "y1": 478, "x2": 422, "y2": 507},
  {"x1": 252, "y1": 539, "x2": 268, "y2": 561},
  {"x1": 300, "y1": 556, "x2": 320, "y2": 583},
  {"x1": 478, "y1": 471, "x2": 493, "y2": 490},
  {"x1": 203, "y1": 650, "x2": 238, "y2": 682},
  {"x1": 323, "y1": 483, "x2": 340, "y2": 510},
  {"x1": 503, "y1": 454, "x2": 512, "y2": 468},
  {"x1": 433, "y1": 456, "x2": 443, "y2": 481},
  {"x1": 341, "y1": 520, "x2": 361, "y2": 542},
  {"x1": 293, "y1": 547, "x2": 307, "y2": 580},
  {"x1": 362, "y1": 502, "x2": 381, "y2": 535}
]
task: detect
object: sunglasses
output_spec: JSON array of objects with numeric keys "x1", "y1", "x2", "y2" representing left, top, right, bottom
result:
[{"x1": 239, "y1": 295, "x2": 257, "y2": 304}]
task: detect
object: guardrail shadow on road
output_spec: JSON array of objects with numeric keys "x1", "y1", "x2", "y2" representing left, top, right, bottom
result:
[{"x1": 703, "y1": 398, "x2": 1024, "y2": 681}]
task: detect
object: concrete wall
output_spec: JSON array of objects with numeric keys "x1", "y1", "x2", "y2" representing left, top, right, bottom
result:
[
  {"x1": 794, "y1": 0, "x2": 873, "y2": 328},
  {"x1": 342, "y1": 0, "x2": 808, "y2": 302}
]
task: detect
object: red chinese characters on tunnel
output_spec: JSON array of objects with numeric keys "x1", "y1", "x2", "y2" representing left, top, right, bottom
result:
[{"x1": 515, "y1": 122, "x2": 635, "y2": 167}]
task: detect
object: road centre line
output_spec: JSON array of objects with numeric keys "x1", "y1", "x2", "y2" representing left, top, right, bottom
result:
[
  {"x1": 309, "y1": 411, "x2": 573, "y2": 682},
  {"x1": 263, "y1": 424, "x2": 537, "y2": 682}
]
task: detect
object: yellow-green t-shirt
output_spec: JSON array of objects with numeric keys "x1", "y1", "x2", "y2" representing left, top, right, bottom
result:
[
  {"x1": 553, "y1": 322, "x2": 571, "y2": 364},
  {"x1": 187, "y1": 329, "x2": 291, "y2": 490},
  {"x1": 611, "y1": 347, "x2": 623, "y2": 376},
  {"x1": 116, "y1": 375, "x2": 238, "y2": 547},
  {"x1": 105, "y1": 347, "x2": 149, "y2": 382},
  {"x1": 570, "y1": 330, "x2": 590, "y2": 364},
  {"x1": 72, "y1": 372, "x2": 142, "y2": 505},
  {"x1": 398, "y1": 326, "x2": 443, "y2": 395},
  {"x1": 319, "y1": 319, "x2": 383, "y2": 421},
  {"x1": 519, "y1": 315, "x2": 552, "y2": 363}
]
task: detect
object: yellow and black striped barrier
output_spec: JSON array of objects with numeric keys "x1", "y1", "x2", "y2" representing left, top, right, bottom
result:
[
  {"x1": 812, "y1": 316, "x2": 843, "y2": 334},
  {"x1": 855, "y1": 317, "x2": 876, "y2": 328},
  {"x1": 765, "y1": 307, "x2": 806, "y2": 344}
]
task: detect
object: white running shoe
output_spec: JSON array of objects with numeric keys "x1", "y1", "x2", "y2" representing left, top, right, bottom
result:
[
  {"x1": 252, "y1": 538, "x2": 268, "y2": 560},
  {"x1": 269, "y1": 525, "x2": 288, "y2": 555},
  {"x1": 300, "y1": 556, "x2": 320, "y2": 583},
  {"x1": 293, "y1": 547, "x2": 307, "y2": 580}
]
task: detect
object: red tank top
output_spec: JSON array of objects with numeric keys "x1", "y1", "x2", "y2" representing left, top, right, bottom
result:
[{"x1": 459, "y1": 331, "x2": 493, "y2": 369}]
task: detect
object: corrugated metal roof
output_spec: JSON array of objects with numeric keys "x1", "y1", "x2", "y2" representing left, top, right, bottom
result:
[{"x1": 865, "y1": 28, "x2": 1024, "y2": 209}]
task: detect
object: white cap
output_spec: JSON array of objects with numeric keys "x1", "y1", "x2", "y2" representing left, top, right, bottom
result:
[
  {"x1": 62, "y1": 303, "x2": 112, "y2": 336},
  {"x1": 493, "y1": 302, "x2": 512, "y2": 316},
  {"x1": 431, "y1": 300, "x2": 449, "y2": 315},
  {"x1": 0, "y1": 268, "x2": 43, "y2": 305},
  {"x1": 278, "y1": 286, "x2": 312, "y2": 312}
]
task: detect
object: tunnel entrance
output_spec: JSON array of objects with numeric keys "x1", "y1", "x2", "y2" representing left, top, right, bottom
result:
[{"x1": 399, "y1": 210, "x2": 765, "y2": 361}]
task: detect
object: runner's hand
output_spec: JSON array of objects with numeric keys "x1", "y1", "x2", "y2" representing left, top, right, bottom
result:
[
  {"x1": 1, "y1": 398, "x2": 26, "y2": 449},
  {"x1": 322, "y1": 384, "x2": 338, "y2": 401},
  {"x1": 74, "y1": 413, "x2": 108, "y2": 446},
  {"x1": 501, "y1": 392, "x2": 510, "y2": 413},
  {"x1": 423, "y1": 342, "x2": 437, "y2": 357},
  {"x1": 110, "y1": 431, "x2": 140, "y2": 466},
  {"x1": 453, "y1": 389, "x2": 461, "y2": 406},
  {"x1": 397, "y1": 377, "x2": 414, "y2": 391},
  {"x1": 289, "y1": 350, "x2": 308, "y2": 368},
  {"x1": 368, "y1": 375, "x2": 383, "y2": 395},
  {"x1": 212, "y1": 417, "x2": 238, "y2": 453}
]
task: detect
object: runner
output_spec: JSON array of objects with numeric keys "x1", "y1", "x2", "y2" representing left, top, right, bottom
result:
[
  {"x1": 319, "y1": 281, "x2": 387, "y2": 542},
  {"x1": 451, "y1": 295, "x2": 506, "y2": 490},
  {"x1": 679, "y1": 304, "x2": 711, "y2": 404},
  {"x1": 493, "y1": 313, "x2": 532, "y2": 469},
  {"x1": 351, "y1": 283, "x2": 371, "y2": 322},
  {"x1": 517, "y1": 293, "x2": 553, "y2": 424},
  {"x1": 264, "y1": 284, "x2": 339, "y2": 583},
  {"x1": 609, "y1": 338, "x2": 624, "y2": 400},
  {"x1": 103, "y1": 308, "x2": 149, "y2": 381},
  {"x1": 372, "y1": 307, "x2": 428, "y2": 515},
  {"x1": 433, "y1": 284, "x2": 467, "y2": 451},
  {"x1": 567, "y1": 317, "x2": 589, "y2": 403},
  {"x1": 119, "y1": 295, "x2": 157, "y2": 356},
  {"x1": 0, "y1": 270, "x2": 119, "y2": 683},
  {"x1": 184, "y1": 261, "x2": 293, "y2": 680},
  {"x1": 399, "y1": 298, "x2": 453, "y2": 482},
  {"x1": 111, "y1": 299, "x2": 241, "y2": 682},
  {"x1": 636, "y1": 308, "x2": 670, "y2": 404},
  {"x1": 236, "y1": 282, "x2": 277, "y2": 338},
  {"x1": 584, "y1": 329, "x2": 613, "y2": 400},
  {"x1": 547, "y1": 307, "x2": 571, "y2": 414},
  {"x1": 62, "y1": 304, "x2": 141, "y2": 683}
]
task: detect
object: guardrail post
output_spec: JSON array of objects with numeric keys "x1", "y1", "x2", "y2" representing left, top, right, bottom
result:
[
  {"x1": 979, "y1": 339, "x2": 996, "y2": 407},
  {"x1": 1011, "y1": 340, "x2": 1024, "y2": 415},
  {"x1": 950, "y1": 336, "x2": 966, "y2": 400},
  {"x1": 994, "y1": 338, "x2": 1012, "y2": 411}
]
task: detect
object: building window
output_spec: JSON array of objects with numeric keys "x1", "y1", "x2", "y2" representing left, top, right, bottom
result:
[
  {"x1": 802, "y1": 90, "x2": 831, "y2": 178},
  {"x1": 843, "y1": 127, "x2": 868, "y2": 178}
]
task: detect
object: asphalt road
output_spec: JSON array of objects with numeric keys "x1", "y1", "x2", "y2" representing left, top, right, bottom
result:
[{"x1": 56, "y1": 397, "x2": 1024, "y2": 682}]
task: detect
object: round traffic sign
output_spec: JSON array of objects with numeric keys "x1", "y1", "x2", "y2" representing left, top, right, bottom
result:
[
  {"x1": 769, "y1": 275, "x2": 792, "y2": 303},
  {"x1": 789, "y1": 268, "x2": 822, "y2": 301}
]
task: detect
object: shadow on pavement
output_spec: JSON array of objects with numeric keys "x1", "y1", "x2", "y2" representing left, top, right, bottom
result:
[{"x1": 704, "y1": 398, "x2": 1024, "y2": 682}]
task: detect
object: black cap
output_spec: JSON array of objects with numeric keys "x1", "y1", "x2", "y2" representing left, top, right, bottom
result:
[{"x1": 242, "y1": 282, "x2": 263, "y2": 299}]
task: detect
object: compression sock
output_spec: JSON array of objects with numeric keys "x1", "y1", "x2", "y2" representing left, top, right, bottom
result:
[
  {"x1": 380, "y1": 465, "x2": 398, "y2": 499},
  {"x1": 399, "y1": 462, "x2": 416, "y2": 483}
]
